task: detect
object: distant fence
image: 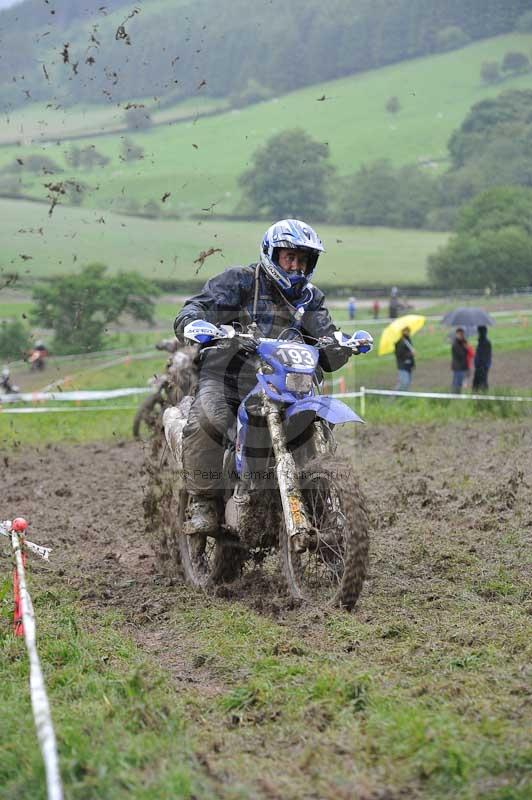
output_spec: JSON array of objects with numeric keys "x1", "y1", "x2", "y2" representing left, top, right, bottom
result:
[
  {"x1": 1, "y1": 385, "x2": 531, "y2": 416},
  {"x1": 332, "y1": 387, "x2": 532, "y2": 416},
  {"x1": 0, "y1": 387, "x2": 149, "y2": 404}
]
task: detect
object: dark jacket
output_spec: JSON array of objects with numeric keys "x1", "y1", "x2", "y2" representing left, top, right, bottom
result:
[
  {"x1": 395, "y1": 335, "x2": 415, "y2": 371},
  {"x1": 174, "y1": 265, "x2": 350, "y2": 381},
  {"x1": 474, "y1": 328, "x2": 492, "y2": 370},
  {"x1": 451, "y1": 338, "x2": 468, "y2": 371}
]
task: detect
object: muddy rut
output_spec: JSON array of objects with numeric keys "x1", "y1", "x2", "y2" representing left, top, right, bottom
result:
[{"x1": 2, "y1": 439, "x2": 226, "y2": 693}]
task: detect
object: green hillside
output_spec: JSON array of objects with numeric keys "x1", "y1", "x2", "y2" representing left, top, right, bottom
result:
[
  {"x1": 0, "y1": 96, "x2": 228, "y2": 147},
  {"x1": 0, "y1": 33, "x2": 531, "y2": 217},
  {"x1": 2, "y1": 0, "x2": 528, "y2": 110},
  {"x1": 0, "y1": 199, "x2": 447, "y2": 285}
]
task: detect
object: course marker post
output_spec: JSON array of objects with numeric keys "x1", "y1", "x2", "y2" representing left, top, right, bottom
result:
[
  {"x1": 2, "y1": 518, "x2": 64, "y2": 800},
  {"x1": 11, "y1": 517, "x2": 28, "y2": 636}
]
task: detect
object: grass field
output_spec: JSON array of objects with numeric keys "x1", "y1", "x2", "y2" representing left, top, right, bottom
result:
[
  {"x1": 1, "y1": 34, "x2": 531, "y2": 217},
  {"x1": 0, "y1": 95, "x2": 228, "y2": 147},
  {"x1": 0, "y1": 198, "x2": 448, "y2": 284},
  {"x1": 1, "y1": 307, "x2": 530, "y2": 451},
  {"x1": 64, "y1": 314, "x2": 532, "y2": 394}
]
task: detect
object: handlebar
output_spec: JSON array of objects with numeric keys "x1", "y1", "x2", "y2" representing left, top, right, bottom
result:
[
  {"x1": 184, "y1": 320, "x2": 373, "y2": 355},
  {"x1": 214, "y1": 330, "x2": 372, "y2": 355}
]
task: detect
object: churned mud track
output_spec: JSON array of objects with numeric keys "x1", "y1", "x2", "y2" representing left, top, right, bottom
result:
[
  {"x1": 4, "y1": 419, "x2": 531, "y2": 643},
  {"x1": 2, "y1": 439, "x2": 223, "y2": 695}
]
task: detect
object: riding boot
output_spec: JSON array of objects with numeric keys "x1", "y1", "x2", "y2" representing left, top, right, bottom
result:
[{"x1": 183, "y1": 494, "x2": 219, "y2": 536}]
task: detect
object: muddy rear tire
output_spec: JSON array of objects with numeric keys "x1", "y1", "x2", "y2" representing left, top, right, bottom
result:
[
  {"x1": 280, "y1": 458, "x2": 369, "y2": 610},
  {"x1": 176, "y1": 488, "x2": 242, "y2": 588}
]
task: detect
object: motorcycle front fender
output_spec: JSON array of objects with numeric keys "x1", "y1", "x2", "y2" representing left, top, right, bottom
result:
[{"x1": 284, "y1": 396, "x2": 364, "y2": 425}]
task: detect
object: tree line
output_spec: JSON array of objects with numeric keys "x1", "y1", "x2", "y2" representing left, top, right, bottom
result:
[
  {"x1": 239, "y1": 89, "x2": 532, "y2": 291},
  {"x1": 239, "y1": 90, "x2": 532, "y2": 224},
  {"x1": 0, "y1": 264, "x2": 159, "y2": 360},
  {"x1": 1, "y1": 0, "x2": 530, "y2": 110}
]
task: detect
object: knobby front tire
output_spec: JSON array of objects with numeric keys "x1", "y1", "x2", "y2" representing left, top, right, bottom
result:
[{"x1": 280, "y1": 458, "x2": 369, "y2": 610}]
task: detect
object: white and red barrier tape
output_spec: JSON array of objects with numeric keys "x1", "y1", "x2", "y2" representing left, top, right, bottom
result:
[
  {"x1": 330, "y1": 388, "x2": 532, "y2": 402},
  {"x1": 1, "y1": 404, "x2": 138, "y2": 415},
  {"x1": 1, "y1": 519, "x2": 63, "y2": 800}
]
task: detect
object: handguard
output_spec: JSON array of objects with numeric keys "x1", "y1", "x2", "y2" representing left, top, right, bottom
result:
[
  {"x1": 334, "y1": 329, "x2": 374, "y2": 354},
  {"x1": 183, "y1": 319, "x2": 227, "y2": 344},
  {"x1": 352, "y1": 329, "x2": 374, "y2": 354}
]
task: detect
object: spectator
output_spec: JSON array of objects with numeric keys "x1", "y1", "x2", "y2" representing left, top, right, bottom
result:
[
  {"x1": 472, "y1": 325, "x2": 492, "y2": 391},
  {"x1": 347, "y1": 296, "x2": 356, "y2": 321},
  {"x1": 389, "y1": 287, "x2": 399, "y2": 319},
  {"x1": 463, "y1": 339, "x2": 475, "y2": 390},
  {"x1": 372, "y1": 299, "x2": 380, "y2": 319},
  {"x1": 451, "y1": 327, "x2": 469, "y2": 393},
  {"x1": 394, "y1": 326, "x2": 415, "y2": 391}
]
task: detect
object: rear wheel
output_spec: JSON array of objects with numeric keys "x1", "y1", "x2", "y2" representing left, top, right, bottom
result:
[
  {"x1": 280, "y1": 458, "x2": 369, "y2": 610},
  {"x1": 176, "y1": 488, "x2": 242, "y2": 588}
]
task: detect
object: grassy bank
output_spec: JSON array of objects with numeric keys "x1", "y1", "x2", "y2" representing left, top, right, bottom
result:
[
  {"x1": 0, "y1": 593, "x2": 212, "y2": 799},
  {"x1": 0, "y1": 199, "x2": 447, "y2": 284},
  {"x1": 0, "y1": 406, "x2": 135, "y2": 449},
  {"x1": 2, "y1": 34, "x2": 532, "y2": 216}
]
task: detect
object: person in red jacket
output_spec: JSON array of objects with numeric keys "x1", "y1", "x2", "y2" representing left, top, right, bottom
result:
[
  {"x1": 451, "y1": 328, "x2": 469, "y2": 393},
  {"x1": 464, "y1": 339, "x2": 475, "y2": 389}
]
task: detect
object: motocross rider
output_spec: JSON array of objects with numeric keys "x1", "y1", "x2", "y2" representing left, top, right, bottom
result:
[{"x1": 174, "y1": 219, "x2": 372, "y2": 535}]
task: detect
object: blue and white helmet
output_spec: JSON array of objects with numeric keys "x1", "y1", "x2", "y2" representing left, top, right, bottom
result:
[{"x1": 260, "y1": 219, "x2": 324, "y2": 298}]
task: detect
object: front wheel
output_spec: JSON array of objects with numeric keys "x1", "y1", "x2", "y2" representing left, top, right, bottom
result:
[{"x1": 280, "y1": 458, "x2": 369, "y2": 610}]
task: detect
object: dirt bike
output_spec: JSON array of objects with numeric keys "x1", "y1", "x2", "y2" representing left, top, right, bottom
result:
[
  {"x1": 132, "y1": 341, "x2": 198, "y2": 438},
  {"x1": 162, "y1": 321, "x2": 372, "y2": 610}
]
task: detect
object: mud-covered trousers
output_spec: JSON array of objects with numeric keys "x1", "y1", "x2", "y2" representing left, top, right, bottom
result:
[{"x1": 182, "y1": 375, "x2": 250, "y2": 496}]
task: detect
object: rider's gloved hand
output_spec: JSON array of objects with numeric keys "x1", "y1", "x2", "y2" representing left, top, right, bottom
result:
[
  {"x1": 317, "y1": 335, "x2": 342, "y2": 351},
  {"x1": 224, "y1": 336, "x2": 257, "y2": 356},
  {"x1": 353, "y1": 330, "x2": 373, "y2": 354}
]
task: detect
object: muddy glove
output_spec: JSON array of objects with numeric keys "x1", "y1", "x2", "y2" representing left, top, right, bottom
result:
[
  {"x1": 316, "y1": 336, "x2": 349, "y2": 371},
  {"x1": 222, "y1": 335, "x2": 258, "y2": 356},
  {"x1": 317, "y1": 336, "x2": 344, "y2": 356}
]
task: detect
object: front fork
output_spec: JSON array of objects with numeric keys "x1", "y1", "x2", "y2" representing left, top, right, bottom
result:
[{"x1": 265, "y1": 400, "x2": 317, "y2": 553}]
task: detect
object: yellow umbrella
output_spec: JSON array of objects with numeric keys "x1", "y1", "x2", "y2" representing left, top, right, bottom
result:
[{"x1": 378, "y1": 314, "x2": 426, "y2": 356}]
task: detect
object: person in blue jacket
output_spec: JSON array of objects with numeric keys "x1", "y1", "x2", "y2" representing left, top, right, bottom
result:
[{"x1": 174, "y1": 218, "x2": 372, "y2": 535}]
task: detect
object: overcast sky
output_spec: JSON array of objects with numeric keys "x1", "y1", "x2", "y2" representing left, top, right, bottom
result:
[{"x1": 0, "y1": 0, "x2": 23, "y2": 9}]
